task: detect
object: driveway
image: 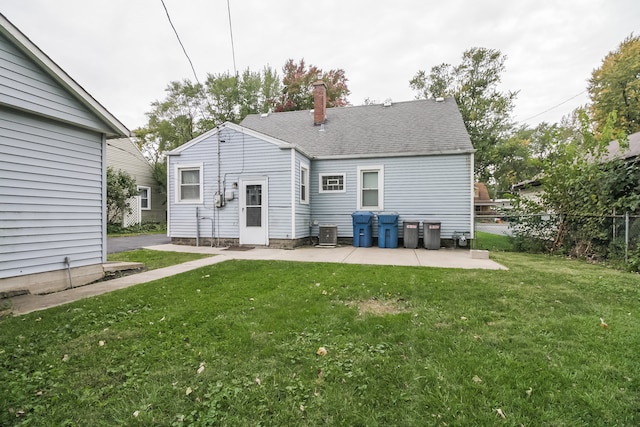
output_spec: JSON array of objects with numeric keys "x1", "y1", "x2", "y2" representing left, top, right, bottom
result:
[{"x1": 107, "y1": 234, "x2": 171, "y2": 254}]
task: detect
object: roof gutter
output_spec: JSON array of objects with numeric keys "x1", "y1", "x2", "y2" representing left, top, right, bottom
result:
[{"x1": 314, "y1": 149, "x2": 476, "y2": 161}]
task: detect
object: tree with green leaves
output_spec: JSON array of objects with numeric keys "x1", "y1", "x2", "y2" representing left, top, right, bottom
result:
[
  {"x1": 510, "y1": 109, "x2": 628, "y2": 257},
  {"x1": 410, "y1": 48, "x2": 518, "y2": 184},
  {"x1": 134, "y1": 60, "x2": 349, "y2": 196},
  {"x1": 588, "y1": 34, "x2": 640, "y2": 136},
  {"x1": 276, "y1": 58, "x2": 350, "y2": 112},
  {"x1": 106, "y1": 167, "x2": 138, "y2": 225},
  {"x1": 492, "y1": 122, "x2": 577, "y2": 196}
]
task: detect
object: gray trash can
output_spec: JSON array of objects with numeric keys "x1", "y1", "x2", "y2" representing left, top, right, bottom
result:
[
  {"x1": 423, "y1": 221, "x2": 441, "y2": 250},
  {"x1": 403, "y1": 221, "x2": 419, "y2": 249}
]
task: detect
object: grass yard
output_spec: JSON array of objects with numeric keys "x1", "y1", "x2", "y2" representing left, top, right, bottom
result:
[
  {"x1": 1, "y1": 253, "x2": 639, "y2": 425},
  {"x1": 107, "y1": 249, "x2": 213, "y2": 271},
  {"x1": 474, "y1": 230, "x2": 514, "y2": 252}
]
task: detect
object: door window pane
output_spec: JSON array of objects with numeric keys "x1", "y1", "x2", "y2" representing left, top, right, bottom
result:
[
  {"x1": 246, "y1": 184, "x2": 262, "y2": 227},
  {"x1": 246, "y1": 185, "x2": 262, "y2": 206},
  {"x1": 246, "y1": 207, "x2": 261, "y2": 226}
]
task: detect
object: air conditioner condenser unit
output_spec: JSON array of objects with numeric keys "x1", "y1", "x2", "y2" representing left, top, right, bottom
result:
[{"x1": 318, "y1": 225, "x2": 338, "y2": 246}]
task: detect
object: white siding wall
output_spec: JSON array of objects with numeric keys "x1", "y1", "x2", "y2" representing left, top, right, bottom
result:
[
  {"x1": 0, "y1": 108, "x2": 105, "y2": 278},
  {"x1": 310, "y1": 154, "x2": 473, "y2": 239},
  {"x1": 0, "y1": 32, "x2": 109, "y2": 133},
  {"x1": 168, "y1": 127, "x2": 293, "y2": 240}
]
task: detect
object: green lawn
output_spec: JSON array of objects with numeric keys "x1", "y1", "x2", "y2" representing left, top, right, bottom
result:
[
  {"x1": 474, "y1": 230, "x2": 515, "y2": 251},
  {"x1": 107, "y1": 249, "x2": 213, "y2": 271},
  {"x1": 1, "y1": 253, "x2": 639, "y2": 425}
]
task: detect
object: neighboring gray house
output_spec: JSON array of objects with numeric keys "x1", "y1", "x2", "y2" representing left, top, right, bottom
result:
[
  {"x1": 602, "y1": 131, "x2": 640, "y2": 162},
  {"x1": 0, "y1": 14, "x2": 129, "y2": 294},
  {"x1": 167, "y1": 82, "x2": 474, "y2": 248},
  {"x1": 107, "y1": 138, "x2": 166, "y2": 225},
  {"x1": 513, "y1": 131, "x2": 640, "y2": 201}
]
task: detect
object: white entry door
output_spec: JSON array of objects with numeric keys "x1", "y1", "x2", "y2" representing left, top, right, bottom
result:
[{"x1": 239, "y1": 178, "x2": 268, "y2": 245}]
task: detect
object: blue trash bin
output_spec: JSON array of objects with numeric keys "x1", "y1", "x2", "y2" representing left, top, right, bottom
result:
[
  {"x1": 377, "y1": 212, "x2": 399, "y2": 248},
  {"x1": 351, "y1": 211, "x2": 373, "y2": 247}
]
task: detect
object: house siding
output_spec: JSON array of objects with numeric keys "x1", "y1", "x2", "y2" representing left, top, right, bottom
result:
[
  {"x1": 0, "y1": 108, "x2": 105, "y2": 279},
  {"x1": 310, "y1": 154, "x2": 473, "y2": 240},
  {"x1": 106, "y1": 139, "x2": 166, "y2": 223},
  {"x1": 0, "y1": 32, "x2": 110, "y2": 133},
  {"x1": 168, "y1": 127, "x2": 293, "y2": 241}
]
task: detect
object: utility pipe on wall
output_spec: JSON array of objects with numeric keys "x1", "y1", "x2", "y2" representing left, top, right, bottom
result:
[{"x1": 64, "y1": 256, "x2": 73, "y2": 289}]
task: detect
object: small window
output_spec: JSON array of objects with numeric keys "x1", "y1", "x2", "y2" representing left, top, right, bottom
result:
[
  {"x1": 176, "y1": 164, "x2": 203, "y2": 203},
  {"x1": 319, "y1": 173, "x2": 346, "y2": 193},
  {"x1": 138, "y1": 186, "x2": 151, "y2": 210},
  {"x1": 300, "y1": 164, "x2": 309, "y2": 204},
  {"x1": 357, "y1": 166, "x2": 384, "y2": 210}
]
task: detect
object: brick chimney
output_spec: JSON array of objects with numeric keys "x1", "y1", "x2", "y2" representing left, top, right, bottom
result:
[{"x1": 313, "y1": 80, "x2": 327, "y2": 125}]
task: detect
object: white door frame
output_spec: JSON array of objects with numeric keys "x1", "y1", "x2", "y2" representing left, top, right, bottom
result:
[{"x1": 239, "y1": 177, "x2": 269, "y2": 245}]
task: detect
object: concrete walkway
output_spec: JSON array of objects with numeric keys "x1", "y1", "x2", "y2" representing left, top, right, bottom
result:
[{"x1": 10, "y1": 245, "x2": 506, "y2": 316}]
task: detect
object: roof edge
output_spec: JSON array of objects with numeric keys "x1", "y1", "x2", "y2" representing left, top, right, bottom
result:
[
  {"x1": 168, "y1": 122, "x2": 312, "y2": 157},
  {"x1": 315, "y1": 149, "x2": 475, "y2": 160}
]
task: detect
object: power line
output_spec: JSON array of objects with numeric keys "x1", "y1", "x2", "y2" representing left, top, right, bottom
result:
[
  {"x1": 226, "y1": 0, "x2": 237, "y2": 78},
  {"x1": 160, "y1": 0, "x2": 201, "y2": 85},
  {"x1": 520, "y1": 90, "x2": 587, "y2": 123}
]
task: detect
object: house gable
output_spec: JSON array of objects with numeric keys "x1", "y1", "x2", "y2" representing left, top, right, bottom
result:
[{"x1": 0, "y1": 13, "x2": 129, "y2": 137}]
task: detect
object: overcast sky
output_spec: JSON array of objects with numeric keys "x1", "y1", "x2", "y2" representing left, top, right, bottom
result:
[{"x1": 3, "y1": 0, "x2": 638, "y2": 131}]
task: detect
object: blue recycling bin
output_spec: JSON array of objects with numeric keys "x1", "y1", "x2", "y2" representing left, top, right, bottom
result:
[
  {"x1": 377, "y1": 212, "x2": 399, "y2": 248},
  {"x1": 351, "y1": 211, "x2": 373, "y2": 247}
]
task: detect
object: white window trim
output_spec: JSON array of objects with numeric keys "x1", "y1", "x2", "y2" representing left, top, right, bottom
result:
[
  {"x1": 174, "y1": 163, "x2": 203, "y2": 204},
  {"x1": 357, "y1": 165, "x2": 384, "y2": 211},
  {"x1": 319, "y1": 172, "x2": 347, "y2": 193},
  {"x1": 300, "y1": 162, "x2": 310, "y2": 205},
  {"x1": 137, "y1": 185, "x2": 151, "y2": 210}
]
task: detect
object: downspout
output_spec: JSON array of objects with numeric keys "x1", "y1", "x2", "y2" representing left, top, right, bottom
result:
[
  {"x1": 196, "y1": 206, "x2": 200, "y2": 247},
  {"x1": 217, "y1": 126, "x2": 223, "y2": 208}
]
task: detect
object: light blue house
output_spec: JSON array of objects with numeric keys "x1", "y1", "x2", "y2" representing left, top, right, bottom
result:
[
  {"x1": 0, "y1": 14, "x2": 129, "y2": 294},
  {"x1": 167, "y1": 82, "x2": 474, "y2": 248}
]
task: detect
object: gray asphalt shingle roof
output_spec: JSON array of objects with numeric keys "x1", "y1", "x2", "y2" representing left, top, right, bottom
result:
[
  {"x1": 239, "y1": 98, "x2": 474, "y2": 159},
  {"x1": 604, "y1": 131, "x2": 640, "y2": 161}
]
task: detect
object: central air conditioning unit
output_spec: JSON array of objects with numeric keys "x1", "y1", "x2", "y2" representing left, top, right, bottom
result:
[{"x1": 318, "y1": 225, "x2": 338, "y2": 246}]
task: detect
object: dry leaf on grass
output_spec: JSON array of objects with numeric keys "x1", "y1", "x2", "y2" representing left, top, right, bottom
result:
[
  {"x1": 472, "y1": 375, "x2": 482, "y2": 383},
  {"x1": 496, "y1": 408, "x2": 506, "y2": 419},
  {"x1": 197, "y1": 362, "x2": 205, "y2": 374},
  {"x1": 316, "y1": 346, "x2": 328, "y2": 356},
  {"x1": 186, "y1": 387, "x2": 193, "y2": 396}
]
